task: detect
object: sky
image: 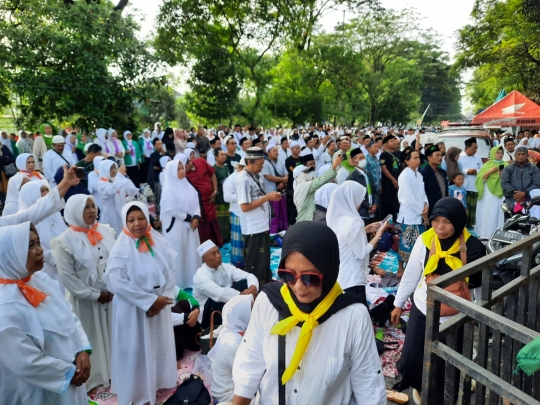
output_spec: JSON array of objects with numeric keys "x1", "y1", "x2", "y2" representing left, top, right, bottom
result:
[{"x1": 127, "y1": 0, "x2": 476, "y2": 112}]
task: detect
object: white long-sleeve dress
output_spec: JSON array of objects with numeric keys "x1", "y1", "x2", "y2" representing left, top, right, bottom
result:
[
  {"x1": 232, "y1": 292, "x2": 386, "y2": 404},
  {"x1": 96, "y1": 174, "x2": 138, "y2": 236},
  {"x1": 52, "y1": 223, "x2": 116, "y2": 391},
  {"x1": 0, "y1": 271, "x2": 91, "y2": 405},
  {"x1": 475, "y1": 181, "x2": 505, "y2": 239}
]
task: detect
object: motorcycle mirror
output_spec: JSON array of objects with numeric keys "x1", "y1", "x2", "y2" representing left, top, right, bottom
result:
[
  {"x1": 529, "y1": 196, "x2": 540, "y2": 208},
  {"x1": 501, "y1": 203, "x2": 512, "y2": 214}
]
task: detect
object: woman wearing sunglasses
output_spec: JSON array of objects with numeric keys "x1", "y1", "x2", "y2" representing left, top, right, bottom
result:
[{"x1": 232, "y1": 221, "x2": 386, "y2": 405}]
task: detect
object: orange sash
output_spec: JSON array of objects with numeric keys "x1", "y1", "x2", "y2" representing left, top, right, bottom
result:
[
  {"x1": 70, "y1": 223, "x2": 103, "y2": 246},
  {"x1": 0, "y1": 276, "x2": 47, "y2": 307}
]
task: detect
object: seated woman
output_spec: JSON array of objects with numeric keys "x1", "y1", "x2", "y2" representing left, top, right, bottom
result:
[
  {"x1": 170, "y1": 287, "x2": 201, "y2": 360},
  {"x1": 390, "y1": 198, "x2": 486, "y2": 403},
  {"x1": 96, "y1": 159, "x2": 138, "y2": 237},
  {"x1": 104, "y1": 201, "x2": 177, "y2": 405},
  {"x1": 52, "y1": 195, "x2": 116, "y2": 394},
  {"x1": 232, "y1": 221, "x2": 386, "y2": 405},
  {"x1": 208, "y1": 295, "x2": 253, "y2": 404},
  {"x1": 0, "y1": 222, "x2": 91, "y2": 404}
]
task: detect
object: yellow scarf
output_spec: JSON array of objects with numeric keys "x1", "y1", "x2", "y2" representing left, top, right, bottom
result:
[
  {"x1": 271, "y1": 282, "x2": 343, "y2": 384},
  {"x1": 422, "y1": 227, "x2": 471, "y2": 279}
]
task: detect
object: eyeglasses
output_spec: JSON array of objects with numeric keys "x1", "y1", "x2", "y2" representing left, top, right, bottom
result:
[{"x1": 277, "y1": 269, "x2": 324, "y2": 288}]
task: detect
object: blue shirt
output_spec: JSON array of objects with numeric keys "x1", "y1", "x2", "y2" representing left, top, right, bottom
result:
[{"x1": 449, "y1": 185, "x2": 468, "y2": 208}]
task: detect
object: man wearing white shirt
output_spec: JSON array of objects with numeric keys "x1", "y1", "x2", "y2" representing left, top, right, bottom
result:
[
  {"x1": 458, "y1": 137, "x2": 483, "y2": 228},
  {"x1": 503, "y1": 136, "x2": 516, "y2": 162},
  {"x1": 277, "y1": 137, "x2": 291, "y2": 162},
  {"x1": 238, "y1": 137, "x2": 250, "y2": 158},
  {"x1": 42, "y1": 135, "x2": 71, "y2": 187},
  {"x1": 16, "y1": 130, "x2": 32, "y2": 154},
  {"x1": 193, "y1": 240, "x2": 258, "y2": 328}
]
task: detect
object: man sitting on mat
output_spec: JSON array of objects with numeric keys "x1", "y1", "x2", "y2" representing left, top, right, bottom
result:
[{"x1": 192, "y1": 240, "x2": 259, "y2": 328}]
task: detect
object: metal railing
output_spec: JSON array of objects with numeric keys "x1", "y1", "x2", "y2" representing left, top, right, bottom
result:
[{"x1": 422, "y1": 232, "x2": 540, "y2": 405}]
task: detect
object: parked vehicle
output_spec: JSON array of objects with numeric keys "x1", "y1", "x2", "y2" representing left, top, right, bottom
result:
[
  {"x1": 439, "y1": 127, "x2": 493, "y2": 161},
  {"x1": 486, "y1": 196, "x2": 540, "y2": 290}
]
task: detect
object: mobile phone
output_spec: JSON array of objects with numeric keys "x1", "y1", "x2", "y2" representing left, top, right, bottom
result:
[
  {"x1": 499, "y1": 164, "x2": 504, "y2": 171},
  {"x1": 340, "y1": 153, "x2": 347, "y2": 160},
  {"x1": 280, "y1": 188, "x2": 287, "y2": 195},
  {"x1": 74, "y1": 167, "x2": 86, "y2": 179},
  {"x1": 376, "y1": 214, "x2": 393, "y2": 231}
]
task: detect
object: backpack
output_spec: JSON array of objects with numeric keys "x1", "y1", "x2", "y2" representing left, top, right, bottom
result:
[{"x1": 163, "y1": 374, "x2": 212, "y2": 405}]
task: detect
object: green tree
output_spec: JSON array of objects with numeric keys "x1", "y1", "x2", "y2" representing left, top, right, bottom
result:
[
  {"x1": 0, "y1": 0, "x2": 162, "y2": 130},
  {"x1": 456, "y1": 0, "x2": 540, "y2": 106}
]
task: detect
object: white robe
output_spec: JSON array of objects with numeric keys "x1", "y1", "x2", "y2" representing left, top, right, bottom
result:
[
  {"x1": 475, "y1": 182, "x2": 504, "y2": 239},
  {"x1": 232, "y1": 292, "x2": 386, "y2": 404},
  {"x1": 0, "y1": 223, "x2": 90, "y2": 405},
  {"x1": 53, "y1": 220, "x2": 116, "y2": 391},
  {"x1": 43, "y1": 149, "x2": 69, "y2": 187},
  {"x1": 458, "y1": 153, "x2": 483, "y2": 193},
  {"x1": 104, "y1": 202, "x2": 177, "y2": 405},
  {"x1": 96, "y1": 174, "x2": 138, "y2": 237}
]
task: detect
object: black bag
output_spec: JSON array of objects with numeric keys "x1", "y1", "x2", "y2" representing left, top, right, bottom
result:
[{"x1": 163, "y1": 374, "x2": 211, "y2": 405}]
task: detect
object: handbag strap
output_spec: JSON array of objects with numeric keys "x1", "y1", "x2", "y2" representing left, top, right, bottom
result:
[
  {"x1": 209, "y1": 310, "x2": 222, "y2": 349},
  {"x1": 278, "y1": 314, "x2": 286, "y2": 405},
  {"x1": 53, "y1": 150, "x2": 71, "y2": 166}
]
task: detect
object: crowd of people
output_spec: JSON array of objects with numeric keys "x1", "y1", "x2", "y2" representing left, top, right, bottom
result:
[{"x1": 0, "y1": 121, "x2": 539, "y2": 405}]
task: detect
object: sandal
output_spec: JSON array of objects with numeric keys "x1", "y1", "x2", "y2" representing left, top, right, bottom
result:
[{"x1": 387, "y1": 389, "x2": 409, "y2": 404}]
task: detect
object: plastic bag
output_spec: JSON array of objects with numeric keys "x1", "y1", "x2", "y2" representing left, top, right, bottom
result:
[{"x1": 191, "y1": 353, "x2": 213, "y2": 387}]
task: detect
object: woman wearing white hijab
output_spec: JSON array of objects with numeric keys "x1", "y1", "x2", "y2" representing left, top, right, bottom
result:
[
  {"x1": 208, "y1": 294, "x2": 253, "y2": 403},
  {"x1": 87, "y1": 155, "x2": 105, "y2": 209},
  {"x1": 138, "y1": 129, "x2": 154, "y2": 184},
  {"x1": 313, "y1": 182, "x2": 338, "y2": 224},
  {"x1": 96, "y1": 159, "x2": 138, "y2": 237},
  {"x1": 2, "y1": 154, "x2": 45, "y2": 216},
  {"x1": 107, "y1": 128, "x2": 125, "y2": 164},
  {"x1": 94, "y1": 128, "x2": 111, "y2": 155},
  {"x1": 63, "y1": 134, "x2": 78, "y2": 165},
  {"x1": 104, "y1": 201, "x2": 177, "y2": 405},
  {"x1": 19, "y1": 181, "x2": 67, "y2": 252},
  {"x1": 161, "y1": 155, "x2": 202, "y2": 288},
  {"x1": 159, "y1": 155, "x2": 171, "y2": 187},
  {"x1": 0, "y1": 222, "x2": 91, "y2": 405},
  {"x1": 327, "y1": 181, "x2": 388, "y2": 305},
  {"x1": 52, "y1": 195, "x2": 115, "y2": 393}
]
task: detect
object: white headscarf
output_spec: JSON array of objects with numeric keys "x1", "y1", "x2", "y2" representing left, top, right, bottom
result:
[
  {"x1": 518, "y1": 138, "x2": 530, "y2": 149},
  {"x1": 0, "y1": 222, "x2": 86, "y2": 350},
  {"x1": 315, "y1": 183, "x2": 338, "y2": 209},
  {"x1": 92, "y1": 156, "x2": 105, "y2": 173},
  {"x1": 327, "y1": 181, "x2": 367, "y2": 243},
  {"x1": 207, "y1": 294, "x2": 253, "y2": 361},
  {"x1": 95, "y1": 128, "x2": 110, "y2": 153},
  {"x1": 15, "y1": 153, "x2": 32, "y2": 171},
  {"x1": 63, "y1": 133, "x2": 78, "y2": 163},
  {"x1": 104, "y1": 201, "x2": 174, "y2": 293},
  {"x1": 18, "y1": 181, "x2": 67, "y2": 250},
  {"x1": 4, "y1": 174, "x2": 27, "y2": 211},
  {"x1": 99, "y1": 159, "x2": 116, "y2": 181},
  {"x1": 183, "y1": 148, "x2": 196, "y2": 160},
  {"x1": 160, "y1": 157, "x2": 200, "y2": 228},
  {"x1": 88, "y1": 156, "x2": 105, "y2": 194},
  {"x1": 57, "y1": 194, "x2": 116, "y2": 278}
]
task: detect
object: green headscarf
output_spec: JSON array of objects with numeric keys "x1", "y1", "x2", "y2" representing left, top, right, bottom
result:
[
  {"x1": 341, "y1": 148, "x2": 355, "y2": 174},
  {"x1": 39, "y1": 123, "x2": 54, "y2": 149},
  {"x1": 76, "y1": 133, "x2": 86, "y2": 151},
  {"x1": 475, "y1": 146, "x2": 508, "y2": 199},
  {"x1": 515, "y1": 336, "x2": 540, "y2": 376}
]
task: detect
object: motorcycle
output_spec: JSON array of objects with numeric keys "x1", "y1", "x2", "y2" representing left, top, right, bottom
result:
[{"x1": 486, "y1": 196, "x2": 540, "y2": 291}]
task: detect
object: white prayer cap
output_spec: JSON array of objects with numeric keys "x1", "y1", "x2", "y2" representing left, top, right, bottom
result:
[
  {"x1": 293, "y1": 164, "x2": 309, "y2": 179},
  {"x1": 266, "y1": 143, "x2": 277, "y2": 153},
  {"x1": 290, "y1": 141, "x2": 300, "y2": 149},
  {"x1": 303, "y1": 133, "x2": 310, "y2": 139},
  {"x1": 187, "y1": 142, "x2": 195, "y2": 148},
  {"x1": 224, "y1": 135, "x2": 234, "y2": 144},
  {"x1": 239, "y1": 157, "x2": 246, "y2": 166},
  {"x1": 52, "y1": 135, "x2": 65, "y2": 144},
  {"x1": 197, "y1": 239, "x2": 216, "y2": 257}
]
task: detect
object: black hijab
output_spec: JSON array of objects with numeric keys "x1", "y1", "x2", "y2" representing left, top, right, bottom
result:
[
  {"x1": 162, "y1": 127, "x2": 175, "y2": 152},
  {"x1": 263, "y1": 221, "x2": 363, "y2": 324},
  {"x1": 427, "y1": 197, "x2": 486, "y2": 287}
]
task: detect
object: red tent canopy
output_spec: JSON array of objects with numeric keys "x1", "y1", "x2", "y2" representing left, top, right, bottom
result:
[{"x1": 471, "y1": 90, "x2": 540, "y2": 126}]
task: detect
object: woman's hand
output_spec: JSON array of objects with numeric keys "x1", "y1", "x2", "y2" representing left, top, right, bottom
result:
[
  {"x1": 365, "y1": 222, "x2": 381, "y2": 234},
  {"x1": 186, "y1": 308, "x2": 200, "y2": 327},
  {"x1": 71, "y1": 351, "x2": 91, "y2": 386},
  {"x1": 150, "y1": 296, "x2": 174, "y2": 315},
  {"x1": 191, "y1": 218, "x2": 199, "y2": 231},
  {"x1": 390, "y1": 307, "x2": 403, "y2": 325}
]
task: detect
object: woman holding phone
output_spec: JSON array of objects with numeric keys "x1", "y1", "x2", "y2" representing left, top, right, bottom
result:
[
  {"x1": 327, "y1": 181, "x2": 388, "y2": 305},
  {"x1": 474, "y1": 146, "x2": 508, "y2": 239}
]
